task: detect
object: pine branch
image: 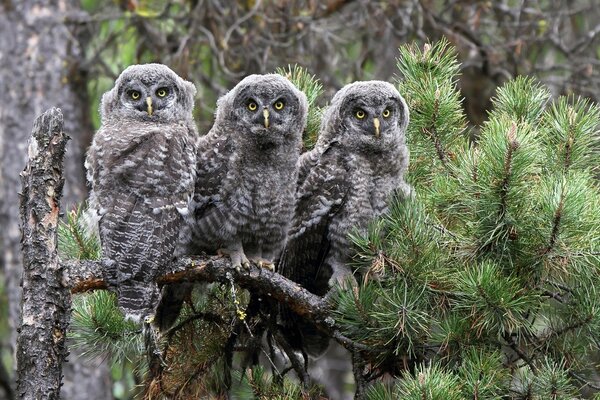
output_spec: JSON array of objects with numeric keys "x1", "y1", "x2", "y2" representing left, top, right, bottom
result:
[
  {"x1": 499, "y1": 123, "x2": 519, "y2": 219},
  {"x1": 66, "y1": 256, "x2": 329, "y2": 325},
  {"x1": 64, "y1": 255, "x2": 382, "y2": 363},
  {"x1": 568, "y1": 371, "x2": 600, "y2": 391},
  {"x1": 502, "y1": 332, "x2": 536, "y2": 373},
  {"x1": 544, "y1": 189, "x2": 565, "y2": 255}
]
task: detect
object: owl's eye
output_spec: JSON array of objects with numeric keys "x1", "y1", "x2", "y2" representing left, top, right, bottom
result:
[
  {"x1": 382, "y1": 109, "x2": 391, "y2": 118},
  {"x1": 274, "y1": 100, "x2": 285, "y2": 110},
  {"x1": 355, "y1": 109, "x2": 366, "y2": 119},
  {"x1": 248, "y1": 101, "x2": 258, "y2": 111},
  {"x1": 156, "y1": 88, "x2": 168, "y2": 98},
  {"x1": 130, "y1": 90, "x2": 141, "y2": 100}
]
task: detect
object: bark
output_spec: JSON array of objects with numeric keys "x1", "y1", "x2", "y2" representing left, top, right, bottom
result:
[
  {"x1": 17, "y1": 108, "x2": 70, "y2": 399},
  {"x1": 0, "y1": 2, "x2": 110, "y2": 398},
  {"x1": 67, "y1": 257, "x2": 331, "y2": 327}
]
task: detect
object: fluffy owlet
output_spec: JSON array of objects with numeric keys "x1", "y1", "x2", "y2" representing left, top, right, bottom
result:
[
  {"x1": 183, "y1": 74, "x2": 308, "y2": 269},
  {"x1": 278, "y1": 81, "x2": 411, "y2": 356},
  {"x1": 85, "y1": 63, "x2": 197, "y2": 324}
]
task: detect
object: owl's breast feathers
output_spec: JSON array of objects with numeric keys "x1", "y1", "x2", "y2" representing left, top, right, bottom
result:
[{"x1": 91, "y1": 121, "x2": 196, "y2": 209}]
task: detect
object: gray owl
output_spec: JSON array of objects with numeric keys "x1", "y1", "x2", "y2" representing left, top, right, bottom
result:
[
  {"x1": 183, "y1": 74, "x2": 308, "y2": 269},
  {"x1": 278, "y1": 81, "x2": 411, "y2": 356},
  {"x1": 85, "y1": 63, "x2": 197, "y2": 324}
]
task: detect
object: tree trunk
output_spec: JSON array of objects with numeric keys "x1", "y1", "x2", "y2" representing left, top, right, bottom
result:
[
  {"x1": 17, "y1": 108, "x2": 70, "y2": 400},
  {"x1": 0, "y1": 2, "x2": 110, "y2": 398}
]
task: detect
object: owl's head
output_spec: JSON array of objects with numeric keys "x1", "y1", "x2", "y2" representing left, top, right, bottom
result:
[
  {"x1": 100, "y1": 63, "x2": 196, "y2": 124},
  {"x1": 318, "y1": 81, "x2": 409, "y2": 152},
  {"x1": 215, "y1": 74, "x2": 308, "y2": 147}
]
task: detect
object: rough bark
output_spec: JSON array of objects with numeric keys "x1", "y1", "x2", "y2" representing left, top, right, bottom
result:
[
  {"x1": 67, "y1": 257, "x2": 331, "y2": 327},
  {"x1": 17, "y1": 108, "x2": 70, "y2": 400},
  {"x1": 0, "y1": 2, "x2": 110, "y2": 398}
]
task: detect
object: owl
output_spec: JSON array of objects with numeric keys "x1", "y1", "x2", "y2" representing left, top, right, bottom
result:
[
  {"x1": 278, "y1": 81, "x2": 411, "y2": 356},
  {"x1": 85, "y1": 63, "x2": 197, "y2": 324},
  {"x1": 183, "y1": 74, "x2": 308, "y2": 270}
]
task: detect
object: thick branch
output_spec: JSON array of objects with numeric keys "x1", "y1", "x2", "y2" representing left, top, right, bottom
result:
[
  {"x1": 17, "y1": 108, "x2": 70, "y2": 400},
  {"x1": 66, "y1": 256, "x2": 331, "y2": 327}
]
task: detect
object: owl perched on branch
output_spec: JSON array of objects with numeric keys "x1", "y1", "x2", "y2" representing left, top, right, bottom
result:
[
  {"x1": 278, "y1": 81, "x2": 411, "y2": 356},
  {"x1": 85, "y1": 64, "x2": 197, "y2": 324},
  {"x1": 183, "y1": 74, "x2": 308, "y2": 270}
]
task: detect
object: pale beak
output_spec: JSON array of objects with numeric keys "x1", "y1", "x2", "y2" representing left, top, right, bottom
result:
[
  {"x1": 373, "y1": 117, "x2": 380, "y2": 138},
  {"x1": 263, "y1": 108, "x2": 270, "y2": 128},
  {"x1": 146, "y1": 96, "x2": 153, "y2": 116}
]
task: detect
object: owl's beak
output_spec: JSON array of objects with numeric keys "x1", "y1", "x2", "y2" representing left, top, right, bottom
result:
[
  {"x1": 146, "y1": 96, "x2": 153, "y2": 116},
  {"x1": 263, "y1": 108, "x2": 270, "y2": 128},
  {"x1": 373, "y1": 117, "x2": 380, "y2": 138}
]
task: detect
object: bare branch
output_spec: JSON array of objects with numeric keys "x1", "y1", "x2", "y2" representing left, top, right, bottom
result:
[{"x1": 66, "y1": 255, "x2": 333, "y2": 331}]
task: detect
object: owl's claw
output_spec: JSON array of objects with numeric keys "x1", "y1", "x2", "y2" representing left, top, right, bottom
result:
[
  {"x1": 218, "y1": 247, "x2": 250, "y2": 271},
  {"x1": 251, "y1": 258, "x2": 275, "y2": 271}
]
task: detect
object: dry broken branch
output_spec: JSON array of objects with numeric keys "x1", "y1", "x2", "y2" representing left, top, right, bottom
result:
[
  {"x1": 65, "y1": 256, "x2": 332, "y2": 332},
  {"x1": 17, "y1": 107, "x2": 70, "y2": 400}
]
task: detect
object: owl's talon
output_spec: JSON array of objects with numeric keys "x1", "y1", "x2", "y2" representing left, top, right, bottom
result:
[
  {"x1": 259, "y1": 260, "x2": 274, "y2": 271},
  {"x1": 219, "y1": 247, "x2": 250, "y2": 271},
  {"x1": 251, "y1": 258, "x2": 275, "y2": 271}
]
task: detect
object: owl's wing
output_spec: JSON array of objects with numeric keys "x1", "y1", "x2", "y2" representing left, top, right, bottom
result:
[
  {"x1": 99, "y1": 194, "x2": 180, "y2": 320},
  {"x1": 190, "y1": 130, "x2": 233, "y2": 217},
  {"x1": 295, "y1": 148, "x2": 321, "y2": 190},
  {"x1": 279, "y1": 141, "x2": 348, "y2": 295},
  {"x1": 278, "y1": 141, "x2": 349, "y2": 356}
]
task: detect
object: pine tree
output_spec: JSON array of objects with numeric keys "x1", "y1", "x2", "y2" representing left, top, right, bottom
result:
[
  {"x1": 63, "y1": 40, "x2": 600, "y2": 399},
  {"x1": 337, "y1": 39, "x2": 600, "y2": 399}
]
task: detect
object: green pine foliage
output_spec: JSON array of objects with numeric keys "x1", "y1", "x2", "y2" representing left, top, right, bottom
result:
[
  {"x1": 230, "y1": 365, "x2": 324, "y2": 399},
  {"x1": 337, "y1": 38, "x2": 600, "y2": 398},
  {"x1": 58, "y1": 205, "x2": 100, "y2": 261},
  {"x1": 70, "y1": 291, "x2": 144, "y2": 365}
]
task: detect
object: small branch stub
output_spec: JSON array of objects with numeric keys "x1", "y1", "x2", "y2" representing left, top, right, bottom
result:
[{"x1": 17, "y1": 108, "x2": 70, "y2": 400}]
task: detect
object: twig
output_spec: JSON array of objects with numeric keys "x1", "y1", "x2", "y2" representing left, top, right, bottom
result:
[
  {"x1": 273, "y1": 331, "x2": 310, "y2": 389},
  {"x1": 352, "y1": 348, "x2": 368, "y2": 400}
]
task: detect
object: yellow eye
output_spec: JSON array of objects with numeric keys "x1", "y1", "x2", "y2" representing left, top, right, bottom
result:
[
  {"x1": 130, "y1": 91, "x2": 140, "y2": 100},
  {"x1": 248, "y1": 101, "x2": 258, "y2": 111},
  {"x1": 382, "y1": 109, "x2": 391, "y2": 118},
  {"x1": 156, "y1": 88, "x2": 167, "y2": 97},
  {"x1": 274, "y1": 101, "x2": 285, "y2": 110},
  {"x1": 355, "y1": 109, "x2": 365, "y2": 119}
]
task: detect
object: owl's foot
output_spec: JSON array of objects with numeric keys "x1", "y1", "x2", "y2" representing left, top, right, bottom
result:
[
  {"x1": 250, "y1": 257, "x2": 275, "y2": 271},
  {"x1": 218, "y1": 247, "x2": 250, "y2": 271}
]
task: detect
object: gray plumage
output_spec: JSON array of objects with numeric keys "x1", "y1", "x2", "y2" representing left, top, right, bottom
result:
[
  {"x1": 85, "y1": 63, "x2": 197, "y2": 323},
  {"x1": 278, "y1": 80, "x2": 411, "y2": 356},
  {"x1": 183, "y1": 74, "x2": 308, "y2": 269}
]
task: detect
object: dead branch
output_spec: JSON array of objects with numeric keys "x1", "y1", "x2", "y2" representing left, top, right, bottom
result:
[
  {"x1": 65, "y1": 255, "x2": 331, "y2": 330},
  {"x1": 17, "y1": 108, "x2": 70, "y2": 400}
]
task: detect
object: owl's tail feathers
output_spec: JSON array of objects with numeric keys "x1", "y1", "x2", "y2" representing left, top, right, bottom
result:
[
  {"x1": 117, "y1": 284, "x2": 160, "y2": 324},
  {"x1": 155, "y1": 283, "x2": 193, "y2": 332},
  {"x1": 296, "y1": 320, "x2": 330, "y2": 358},
  {"x1": 279, "y1": 305, "x2": 330, "y2": 359}
]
